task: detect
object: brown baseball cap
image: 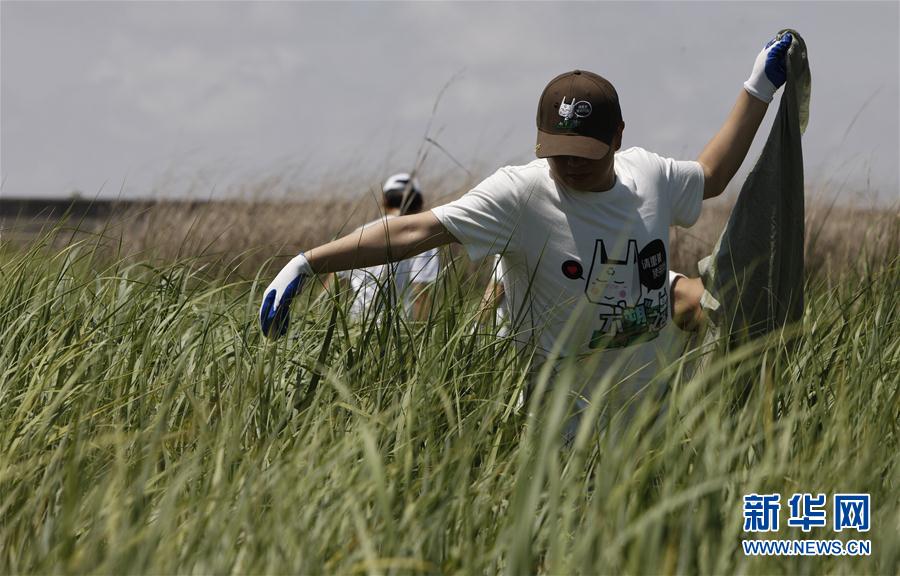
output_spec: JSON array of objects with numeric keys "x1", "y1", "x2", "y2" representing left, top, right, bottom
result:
[{"x1": 535, "y1": 70, "x2": 623, "y2": 159}]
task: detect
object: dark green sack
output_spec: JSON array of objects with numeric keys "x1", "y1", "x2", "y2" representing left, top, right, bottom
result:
[{"x1": 699, "y1": 29, "x2": 811, "y2": 344}]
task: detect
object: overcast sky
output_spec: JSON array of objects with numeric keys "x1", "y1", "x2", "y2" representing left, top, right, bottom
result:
[{"x1": 2, "y1": 1, "x2": 898, "y2": 206}]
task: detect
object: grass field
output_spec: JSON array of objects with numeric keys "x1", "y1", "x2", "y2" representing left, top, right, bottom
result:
[{"x1": 0, "y1": 210, "x2": 898, "y2": 574}]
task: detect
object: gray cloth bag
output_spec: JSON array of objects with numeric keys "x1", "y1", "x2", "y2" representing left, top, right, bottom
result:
[{"x1": 698, "y1": 29, "x2": 811, "y2": 347}]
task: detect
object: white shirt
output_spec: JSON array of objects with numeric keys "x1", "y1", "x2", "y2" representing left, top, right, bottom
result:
[
  {"x1": 338, "y1": 216, "x2": 440, "y2": 321},
  {"x1": 431, "y1": 147, "x2": 703, "y2": 398}
]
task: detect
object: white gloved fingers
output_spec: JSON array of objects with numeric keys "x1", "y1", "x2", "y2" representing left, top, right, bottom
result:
[
  {"x1": 743, "y1": 32, "x2": 793, "y2": 103},
  {"x1": 259, "y1": 253, "x2": 312, "y2": 339},
  {"x1": 744, "y1": 44, "x2": 778, "y2": 103}
]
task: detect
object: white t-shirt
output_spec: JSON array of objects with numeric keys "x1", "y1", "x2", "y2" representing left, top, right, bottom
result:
[
  {"x1": 338, "y1": 216, "x2": 440, "y2": 320},
  {"x1": 431, "y1": 147, "x2": 704, "y2": 397}
]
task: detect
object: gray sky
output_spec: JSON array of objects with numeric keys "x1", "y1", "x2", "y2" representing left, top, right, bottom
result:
[{"x1": 2, "y1": 1, "x2": 898, "y2": 206}]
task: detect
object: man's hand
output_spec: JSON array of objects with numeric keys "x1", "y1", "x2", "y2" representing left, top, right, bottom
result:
[
  {"x1": 699, "y1": 30, "x2": 797, "y2": 199},
  {"x1": 259, "y1": 252, "x2": 313, "y2": 339},
  {"x1": 744, "y1": 32, "x2": 793, "y2": 103}
]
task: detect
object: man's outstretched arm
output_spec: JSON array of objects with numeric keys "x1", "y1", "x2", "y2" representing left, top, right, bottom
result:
[
  {"x1": 259, "y1": 211, "x2": 456, "y2": 338},
  {"x1": 306, "y1": 211, "x2": 453, "y2": 273},
  {"x1": 698, "y1": 32, "x2": 792, "y2": 200}
]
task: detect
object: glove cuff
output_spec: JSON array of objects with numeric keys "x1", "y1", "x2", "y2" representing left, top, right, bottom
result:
[
  {"x1": 743, "y1": 80, "x2": 775, "y2": 104},
  {"x1": 291, "y1": 252, "x2": 312, "y2": 274}
]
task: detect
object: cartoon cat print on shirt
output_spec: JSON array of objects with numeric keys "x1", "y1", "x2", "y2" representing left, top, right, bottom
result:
[
  {"x1": 563, "y1": 237, "x2": 670, "y2": 349},
  {"x1": 585, "y1": 239, "x2": 641, "y2": 333}
]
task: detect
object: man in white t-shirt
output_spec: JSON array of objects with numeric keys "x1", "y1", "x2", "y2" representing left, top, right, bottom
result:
[
  {"x1": 334, "y1": 173, "x2": 440, "y2": 322},
  {"x1": 259, "y1": 32, "x2": 792, "y2": 428},
  {"x1": 430, "y1": 137, "x2": 704, "y2": 412}
]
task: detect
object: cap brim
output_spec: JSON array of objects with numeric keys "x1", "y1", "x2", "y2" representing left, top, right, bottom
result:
[{"x1": 535, "y1": 131, "x2": 610, "y2": 160}]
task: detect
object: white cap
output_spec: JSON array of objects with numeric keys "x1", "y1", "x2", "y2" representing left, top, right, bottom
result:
[{"x1": 382, "y1": 172, "x2": 421, "y2": 195}]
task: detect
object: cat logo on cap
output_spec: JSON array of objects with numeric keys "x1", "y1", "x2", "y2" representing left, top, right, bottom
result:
[
  {"x1": 558, "y1": 97, "x2": 576, "y2": 120},
  {"x1": 557, "y1": 96, "x2": 593, "y2": 130}
]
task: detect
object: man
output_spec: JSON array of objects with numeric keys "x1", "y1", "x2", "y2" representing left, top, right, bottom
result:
[
  {"x1": 331, "y1": 173, "x2": 439, "y2": 323},
  {"x1": 259, "y1": 32, "x2": 792, "y2": 422}
]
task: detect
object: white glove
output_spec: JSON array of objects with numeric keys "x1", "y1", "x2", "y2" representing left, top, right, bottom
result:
[
  {"x1": 743, "y1": 32, "x2": 793, "y2": 103},
  {"x1": 258, "y1": 252, "x2": 313, "y2": 339}
]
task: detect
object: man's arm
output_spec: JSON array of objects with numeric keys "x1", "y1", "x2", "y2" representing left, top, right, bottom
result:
[
  {"x1": 259, "y1": 210, "x2": 456, "y2": 338},
  {"x1": 697, "y1": 89, "x2": 768, "y2": 200},
  {"x1": 306, "y1": 211, "x2": 455, "y2": 273},
  {"x1": 698, "y1": 32, "x2": 793, "y2": 200}
]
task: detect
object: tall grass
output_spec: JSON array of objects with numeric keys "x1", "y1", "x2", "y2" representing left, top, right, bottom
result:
[{"x1": 0, "y1": 221, "x2": 898, "y2": 574}]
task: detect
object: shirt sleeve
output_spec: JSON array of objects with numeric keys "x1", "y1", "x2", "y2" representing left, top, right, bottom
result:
[
  {"x1": 659, "y1": 156, "x2": 705, "y2": 228},
  {"x1": 430, "y1": 167, "x2": 521, "y2": 261},
  {"x1": 409, "y1": 248, "x2": 439, "y2": 284}
]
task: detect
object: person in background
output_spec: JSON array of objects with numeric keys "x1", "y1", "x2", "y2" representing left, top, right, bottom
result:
[{"x1": 332, "y1": 173, "x2": 440, "y2": 323}]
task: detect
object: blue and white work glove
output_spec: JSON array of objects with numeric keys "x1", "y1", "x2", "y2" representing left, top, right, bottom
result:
[
  {"x1": 743, "y1": 32, "x2": 793, "y2": 103},
  {"x1": 259, "y1": 252, "x2": 313, "y2": 339}
]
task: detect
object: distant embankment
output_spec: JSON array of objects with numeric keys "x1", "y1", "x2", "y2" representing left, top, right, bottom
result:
[
  {"x1": 0, "y1": 197, "x2": 254, "y2": 259},
  {"x1": 0, "y1": 197, "x2": 218, "y2": 248},
  {"x1": 0, "y1": 197, "x2": 199, "y2": 220}
]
